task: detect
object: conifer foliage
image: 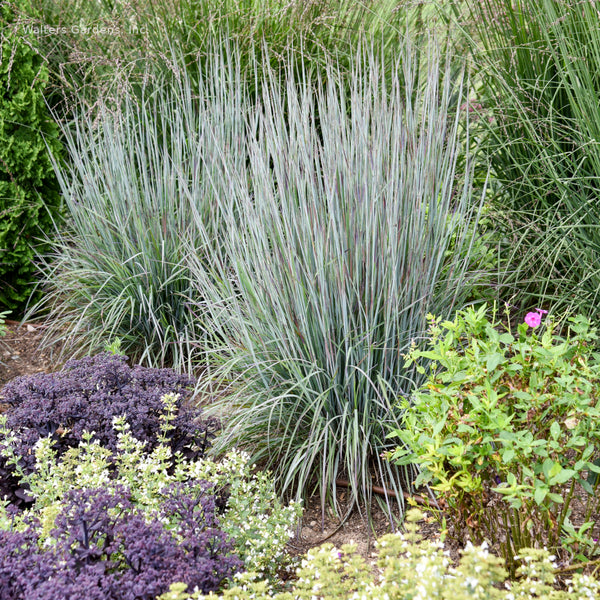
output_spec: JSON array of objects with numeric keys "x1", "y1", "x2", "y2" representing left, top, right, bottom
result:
[{"x1": 0, "y1": 0, "x2": 63, "y2": 311}]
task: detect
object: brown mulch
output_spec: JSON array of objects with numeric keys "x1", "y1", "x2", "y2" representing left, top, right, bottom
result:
[
  {"x1": 0, "y1": 319, "x2": 62, "y2": 387},
  {"x1": 289, "y1": 492, "x2": 449, "y2": 566},
  {"x1": 0, "y1": 319, "x2": 64, "y2": 413}
]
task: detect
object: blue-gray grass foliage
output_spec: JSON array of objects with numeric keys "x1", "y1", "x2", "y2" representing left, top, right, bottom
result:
[
  {"x1": 189, "y1": 40, "x2": 488, "y2": 513},
  {"x1": 36, "y1": 38, "x2": 488, "y2": 512},
  {"x1": 33, "y1": 50, "x2": 247, "y2": 370}
]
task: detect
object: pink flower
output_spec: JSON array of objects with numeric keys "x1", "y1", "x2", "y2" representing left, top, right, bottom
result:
[{"x1": 524, "y1": 308, "x2": 548, "y2": 328}]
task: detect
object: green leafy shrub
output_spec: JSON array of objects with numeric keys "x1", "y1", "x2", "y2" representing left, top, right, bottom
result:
[
  {"x1": 0, "y1": 394, "x2": 301, "y2": 581},
  {"x1": 158, "y1": 509, "x2": 600, "y2": 600},
  {"x1": 389, "y1": 305, "x2": 600, "y2": 572},
  {"x1": 0, "y1": 0, "x2": 63, "y2": 312}
]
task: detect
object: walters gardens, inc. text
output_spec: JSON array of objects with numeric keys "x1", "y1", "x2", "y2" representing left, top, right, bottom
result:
[{"x1": 22, "y1": 24, "x2": 148, "y2": 36}]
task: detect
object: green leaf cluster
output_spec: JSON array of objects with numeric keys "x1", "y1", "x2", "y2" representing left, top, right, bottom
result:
[
  {"x1": 389, "y1": 305, "x2": 600, "y2": 572},
  {"x1": 0, "y1": 0, "x2": 63, "y2": 311},
  {"x1": 159, "y1": 509, "x2": 600, "y2": 600}
]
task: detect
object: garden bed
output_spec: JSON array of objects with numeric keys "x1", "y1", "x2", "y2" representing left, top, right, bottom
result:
[
  {"x1": 4, "y1": 1, "x2": 600, "y2": 595},
  {"x1": 0, "y1": 323, "x2": 428, "y2": 564}
]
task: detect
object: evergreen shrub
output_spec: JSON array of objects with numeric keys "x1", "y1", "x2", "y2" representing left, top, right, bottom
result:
[{"x1": 0, "y1": 0, "x2": 63, "y2": 311}]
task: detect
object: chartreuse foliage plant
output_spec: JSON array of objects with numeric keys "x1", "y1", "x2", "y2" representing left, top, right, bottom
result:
[
  {"x1": 0, "y1": 393, "x2": 301, "y2": 595},
  {"x1": 388, "y1": 305, "x2": 600, "y2": 574},
  {"x1": 158, "y1": 509, "x2": 600, "y2": 600},
  {"x1": 0, "y1": 0, "x2": 63, "y2": 312},
  {"x1": 191, "y1": 38, "x2": 488, "y2": 515}
]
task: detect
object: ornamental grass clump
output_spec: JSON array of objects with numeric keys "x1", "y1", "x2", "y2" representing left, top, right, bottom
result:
[
  {"x1": 31, "y1": 50, "x2": 247, "y2": 370},
  {"x1": 191, "y1": 39, "x2": 488, "y2": 514},
  {"x1": 389, "y1": 305, "x2": 600, "y2": 574},
  {"x1": 463, "y1": 0, "x2": 600, "y2": 319}
]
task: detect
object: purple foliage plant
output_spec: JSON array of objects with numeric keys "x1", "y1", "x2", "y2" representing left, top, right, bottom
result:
[
  {"x1": 0, "y1": 485, "x2": 242, "y2": 600},
  {"x1": 0, "y1": 353, "x2": 219, "y2": 506}
]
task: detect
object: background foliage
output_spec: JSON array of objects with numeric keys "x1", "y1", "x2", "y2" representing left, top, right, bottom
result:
[
  {"x1": 464, "y1": 0, "x2": 600, "y2": 319},
  {"x1": 26, "y1": 0, "x2": 411, "y2": 117},
  {"x1": 0, "y1": 0, "x2": 63, "y2": 312}
]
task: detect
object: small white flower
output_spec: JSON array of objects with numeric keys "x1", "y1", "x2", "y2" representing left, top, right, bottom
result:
[{"x1": 564, "y1": 417, "x2": 578, "y2": 429}]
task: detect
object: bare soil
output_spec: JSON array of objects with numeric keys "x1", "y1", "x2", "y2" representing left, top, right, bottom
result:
[
  {"x1": 0, "y1": 320, "x2": 64, "y2": 410},
  {"x1": 289, "y1": 493, "x2": 446, "y2": 565},
  {"x1": 0, "y1": 320, "x2": 62, "y2": 384}
]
